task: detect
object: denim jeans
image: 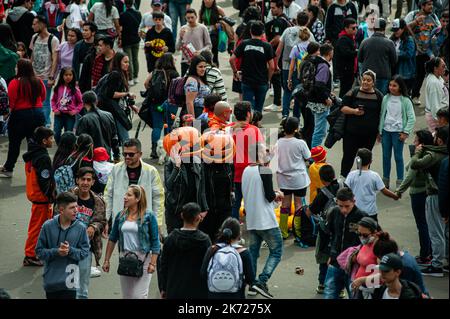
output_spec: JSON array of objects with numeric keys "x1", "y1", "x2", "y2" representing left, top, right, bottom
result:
[
  {"x1": 318, "y1": 263, "x2": 328, "y2": 286},
  {"x1": 43, "y1": 80, "x2": 52, "y2": 127},
  {"x1": 123, "y1": 43, "x2": 140, "y2": 80},
  {"x1": 426, "y1": 195, "x2": 447, "y2": 268},
  {"x1": 410, "y1": 192, "x2": 432, "y2": 259},
  {"x1": 381, "y1": 130, "x2": 405, "y2": 181},
  {"x1": 231, "y1": 182, "x2": 243, "y2": 220},
  {"x1": 242, "y1": 83, "x2": 269, "y2": 113},
  {"x1": 77, "y1": 253, "x2": 92, "y2": 299},
  {"x1": 169, "y1": 2, "x2": 187, "y2": 42},
  {"x1": 248, "y1": 227, "x2": 283, "y2": 285},
  {"x1": 281, "y1": 70, "x2": 300, "y2": 118},
  {"x1": 53, "y1": 114, "x2": 76, "y2": 144},
  {"x1": 324, "y1": 265, "x2": 351, "y2": 299},
  {"x1": 151, "y1": 106, "x2": 164, "y2": 144},
  {"x1": 115, "y1": 120, "x2": 130, "y2": 145},
  {"x1": 375, "y1": 78, "x2": 389, "y2": 95},
  {"x1": 311, "y1": 108, "x2": 330, "y2": 148}
]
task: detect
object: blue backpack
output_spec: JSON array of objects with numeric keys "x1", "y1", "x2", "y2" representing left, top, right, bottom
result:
[{"x1": 54, "y1": 160, "x2": 76, "y2": 194}]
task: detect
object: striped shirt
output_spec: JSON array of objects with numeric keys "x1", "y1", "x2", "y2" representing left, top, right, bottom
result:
[{"x1": 205, "y1": 66, "x2": 227, "y2": 101}]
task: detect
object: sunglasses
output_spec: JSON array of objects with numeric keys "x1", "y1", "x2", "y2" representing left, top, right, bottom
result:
[{"x1": 123, "y1": 152, "x2": 138, "y2": 158}]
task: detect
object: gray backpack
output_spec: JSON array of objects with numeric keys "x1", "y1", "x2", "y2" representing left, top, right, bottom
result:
[
  {"x1": 207, "y1": 243, "x2": 243, "y2": 293},
  {"x1": 318, "y1": 180, "x2": 345, "y2": 232}
]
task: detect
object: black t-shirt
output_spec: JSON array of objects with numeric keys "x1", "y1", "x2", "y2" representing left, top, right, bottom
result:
[
  {"x1": 265, "y1": 14, "x2": 290, "y2": 48},
  {"x1": 77, "y1": 196, "x2": 95, "y2": 229},
  {"x1": 144, "y1": 27, "x2": 175, "y2": 72},
  {"x1": 234, "y1": 38, "x2": 275, "y2": 87},
  {"x1": 127, "y1": 164, "x2": 142, "y2": 185},
  {"x1": 119, "y1": 9, "x2": 142, "y2": 47}
]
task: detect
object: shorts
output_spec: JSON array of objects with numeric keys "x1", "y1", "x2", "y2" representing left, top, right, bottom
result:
[{"x1": 280, "y1": 188, "x2": 307, "y2": 197}]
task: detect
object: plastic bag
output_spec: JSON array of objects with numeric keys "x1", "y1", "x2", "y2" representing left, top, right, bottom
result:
[{"x1": 218, "y1": 25, "x2": 228, "y2": 53}]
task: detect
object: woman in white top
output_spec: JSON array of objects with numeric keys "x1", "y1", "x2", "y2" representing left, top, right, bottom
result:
[
  {"x1": 275, "y1": 117, "x2": 311, "y2": 240},
  {"x1": 424, "y1": 57, "x2": 448, "y2": 133},
  {"x1": 103, "y1": 185, "x2": 160, "y2": 299},
  {"x1": 88, "y1": 0, "x2": 120, "y2": 37}
]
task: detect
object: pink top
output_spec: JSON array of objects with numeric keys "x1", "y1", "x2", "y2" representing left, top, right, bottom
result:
[
  {"x1": 355, "y1": 242, "x2": 378, "y2": 279},
  {"x1": 51, "y1": 85, "x2": 83, "y2": 114},
  {"x1": 57, "y1": 42, "x2": 75, "y2": 72}
]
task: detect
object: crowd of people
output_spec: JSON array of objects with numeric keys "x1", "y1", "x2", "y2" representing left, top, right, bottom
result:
[{"x1": 0, "y1": 0, "x2": 448, "y2": 300}]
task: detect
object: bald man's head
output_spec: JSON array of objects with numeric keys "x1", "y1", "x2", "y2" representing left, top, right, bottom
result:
[{"x1": 214, "y1": 101, "x2": 232, "y2": 121}]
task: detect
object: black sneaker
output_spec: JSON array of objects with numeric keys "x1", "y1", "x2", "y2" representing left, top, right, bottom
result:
[
  {"x1": 252, "y1": 283, "x2": 274, "y2": 299},
  {"x1": 23, "y1": 256, "x2": 43, "y2": 267},
  {"x1": 421, "y1": 266, "x2": 444, "y2": 277},
  {"x1": 415, "y1": 256, "x2": 432, "y2": 267},
  {"x1": 247, "y1": 287, "x2": 257, "y2": 296},
  {"x1": 316, "y1": 284, "x2": 325, "y2": 294}
]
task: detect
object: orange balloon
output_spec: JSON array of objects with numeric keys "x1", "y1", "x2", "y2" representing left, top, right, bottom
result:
[
  {"x1": 201, "y1": 130, "x2": 235, "y2": 164},
  {"x1": 163, "y1": 126, "x2": 202, "y2": 158}
]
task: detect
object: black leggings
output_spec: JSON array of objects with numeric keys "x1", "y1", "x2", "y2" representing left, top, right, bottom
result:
[
  {"x1": 412, "y1": 54, "x2": 431, "y2": 99},
  {"x1": 340, "y1": 131, "x2": 377, "y2": 178}
]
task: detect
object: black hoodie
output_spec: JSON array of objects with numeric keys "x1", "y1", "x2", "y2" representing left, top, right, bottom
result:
[
  {"x1": 23, "y1": 140, "x2": 55, "y2": 202},
  {"x1": 160, "y1": 228, "x2": 211, "y2": 299},
  {"x1": 6, "y1": 6, "x2": 35, "y2": 54}
]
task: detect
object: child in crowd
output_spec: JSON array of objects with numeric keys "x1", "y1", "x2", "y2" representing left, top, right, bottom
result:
[
  {"x1": 92, "y1": 147, "x2": 114, "y2": 194},
  {"x1": 51, "y1": 67, "x2": 83, "y2": 144},
  {"x1": 345, "y1": 148, "x2": 399, "y2": 220},
  {"x1": 251, "y1": 111, "x2": 263, "y2": 128},
  {"x1": 436, "y1": 107, "x2": 449, "y2": 128},
  {"x1": 16, "y1": 42, "x2": 29, "y2": 59},
  {"x1": 309, "y1": 146, "x2": 328, "y2": 203}
]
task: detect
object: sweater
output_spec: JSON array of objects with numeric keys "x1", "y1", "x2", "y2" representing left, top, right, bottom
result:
[
  {"x1": 50, "y1": 85, "x2": 83, "y2": 114},
  {"x1": 396, "y1": 162, "x2": 428, "y2": 195},
  {"x1": 358, "y1": 33, "x2": 397, "y2": 80},
  {"x1": 7, "y1": 78, "x2": 47, "y2": 111},
  {"x1": 176, "y1": 23, "x2": 212, "y2": 63},
  {"x1": 424, "y1": 73, "x2": 448, "y2": 119},
  {"x1": 378, "y1": 94, "x2": 416, "y2": 136},
  {"x1": 6, "y1": 6, "x2": 36, "y2": 53},
  {"x1": 104, "y1": 160, "x2": 165, "y2": 226}
]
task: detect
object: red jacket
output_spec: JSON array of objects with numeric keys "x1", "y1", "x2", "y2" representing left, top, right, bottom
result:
[{"x1": 8, "y1": 78, "x2": 46, "y2": 111}]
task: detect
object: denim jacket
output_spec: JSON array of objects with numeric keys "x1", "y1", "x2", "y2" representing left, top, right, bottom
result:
[
  {"x1": 109, "y1": 210, "x2": 160, "y2": 254},
  {"x1": 396, "y1": 36, "x2": 416, "y2": 80}
]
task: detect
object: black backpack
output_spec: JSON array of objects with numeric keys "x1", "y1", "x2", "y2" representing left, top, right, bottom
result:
[
  {"x1": 94, "y1": 73, "x2": 111, "y2": 104},
  {"x1": 147, "y1": 69, "x2": 169, "y2": 105},
  {"x1": 293, "y1": 57, "x2": 318, "y2": 99}
]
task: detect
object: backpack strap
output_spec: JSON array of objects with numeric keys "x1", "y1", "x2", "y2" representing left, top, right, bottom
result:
[
  {"x1": 321, "y1": 186, "x2": 335, "y2": 200},
  {"x1": 32, "y1": 34, "x2": 55, "y2": 55}
]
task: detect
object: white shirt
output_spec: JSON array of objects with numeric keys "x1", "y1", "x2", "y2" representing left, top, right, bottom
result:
[
  {"x1": 140, "y1": 12, "x2": 173, "y2": 32},
  {"x1": 425, "y1": 73, "x2": 448, "y2": 119},
  {"x1": 382, "y1": 289, "x2": 399, "y2": 299},
  {"x1": 266, "y1": 3, "x2": 302, "y2": 22},
  {"x1": 275, "y1": 137, "x2": 311, "y2": 190},
  {"x1": 66, "y1": 3, "x2": 83, "y2": 29},
  {"x1": 384, "y1": 95, "x2": 403, "y2": 132},
  {"x1": 122, "y1": 220, "x2": 140, "y2": 252},
  {"x1": 90, "y1": 2, "x2": 119, "y2": 30},
  {"x1": 295, "y1": 0, "x2": 308, "y2": 9},
  {"x1": 242, "y1": 166, "x2": 279, "y2": 231},
  {"x1": 345, "y1": 170, "x2": 385, "y2": 215}
]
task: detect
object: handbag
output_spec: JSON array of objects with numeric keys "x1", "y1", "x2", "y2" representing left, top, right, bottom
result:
[
  {"x1": 112, "y1": 98, "x2": 133, "y2": 131},
  {"x1": 117, "y1": 251, "x2": 144, "y2": 277}
]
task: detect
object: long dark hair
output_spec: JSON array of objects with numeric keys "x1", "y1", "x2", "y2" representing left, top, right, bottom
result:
[
  {"x1": 111, "y1": 51, "x2": 129, "y2": 91},
  {"x1": 199, "y1": 0, "x2": 221, "y2": 25},
  {"x1": 17, "y1": 59, "x2": 43, "y2": 106},
  {"x1": 0, "y1": 23, "x2": 17, "y2": 51},
  {"x1": 389, "y1": 75, "x2": 409, "y2": 97},
  {"x1": 187, "y1": 56, "x2": 207, "y2": 83},
  {"x1": 53, "y1": 132, "x2": 77, "y2": 170},
  {"x1": 307, "y1": 4, "x2": 319, "y2": 28},
  {"x1": 54, "y1": 67, "x2": 77, "y2": 95},
  {"x1": 389, "y1": 19, "x2": 412, "y2": 43},
  {"x1": 102, "y1": 0, "x2": 113, "y2": 17},
  {"x1": 70, "y1": 134, "x2": 94, "y2": 164},
  {"x1": 216, "y1": 217, "x2": 241, "y2": 244},
  {"x1": 155, "y1": 53, "x2": 177, "y2": 72}
]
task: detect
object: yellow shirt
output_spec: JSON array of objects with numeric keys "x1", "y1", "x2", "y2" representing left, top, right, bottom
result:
[{"x1": 309, "y1": 162, "x2": 328, "y2": 203}]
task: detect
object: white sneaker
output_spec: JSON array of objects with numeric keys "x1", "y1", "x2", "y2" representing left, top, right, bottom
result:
[
  {"x1": 90, "y1": 266, "x2": 101, "y2": 278},
  {"x1": 261, "y1": 241, "x2": 269, "y2": 249},
  {"x1": 263, "y1": 104, "x2": 281, "y2": 112},
  {"x1": 412, "y1": 97, "x2": 421, "y2": 105},
  {"x1": 128, "y1": 80, "x2": 135, "y2": 87},
  {"x1": 268, "y1": 88, "x2": 274, "y2": 96},
  {"x1": 134, "y1": 78, "x2": 139, "y2": 85}
]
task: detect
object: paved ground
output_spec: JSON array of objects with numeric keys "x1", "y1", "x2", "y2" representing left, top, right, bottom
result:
[{"x1": 0, "y1": 0, "x2": 448, "y2": 299}]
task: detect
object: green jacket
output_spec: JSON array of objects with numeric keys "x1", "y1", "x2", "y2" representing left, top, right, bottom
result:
[
  {"x1": 396, "y1": 162, "x2": 427, "y2": 195},
  {"x1": 379, "y1": 94, "x2": 416, "y2": 136},
  {"x1": 0, "y1": 44, "x2": 19, "y2": 82},
  {"x1": 410, "y1": 145, "x2": 448, "y2": 195}
]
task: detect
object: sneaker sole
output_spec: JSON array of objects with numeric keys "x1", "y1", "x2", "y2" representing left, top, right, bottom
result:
[
  {"x1": 252, "y1": 286, "x2": 274, "y2": 299},
  {"x1": 247, "y1": 291, "x2": 257, "y2": 296},
  {"x1": 90, "y1": 274, "x2": 101, "y2": 278},
  {"x1": 422, "y1": 272, "x2": 444, "y2": 277}
]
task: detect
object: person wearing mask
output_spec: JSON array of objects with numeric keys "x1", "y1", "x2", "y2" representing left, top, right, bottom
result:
[
  {"x1": 0, "y1": 24, "x2": 19, "y2": 83},
  {"x1": 339, "y1": 70, "x2": 383, "y2": 178},
  {"x1": 144, "y1": 11, "x2": 175, "y2": 73},
  {"x1": 334, "y1": 18, "x2": 357, "y2": 98},
  {"x1": 184, "y1": 56, "x2": 212, "y2": 117},
  {"x1": 119, "y1": 0, "x2": 142, "y2": 87},
  {"x1": 352, "y1": 217, "x2": 380, "y2": 282},
  {"x1": 72, "y1": 22, "x2": 97, "y2": 82},
  {"x1": 76, "y1": 91, "x2": 120, "y2": 162},
  {"x1": 103, "y1": 138, "x2": 165, "y2": 238},
  {"x1": 71, "y1": 167, "x2": 106, "y2": 298},
  {"x1": 378, "y1": 75, "x2": 416, "y2": 189},
  {"x1": 102, "y1": 185, "x2": 160, "y2": 299},
  {"x1": 167, "y1": 0, "x2": 193, "y2": 42},
  {"x1": 200, "y1": 217, "x2": 256, "y2": 299},
  {"x1": 396, "y1": 130, "x2": 434, "y2": 267},
  {"x1": 323, "y1": 187, "x2": 368, "y2": 299},
  {"x1": 390, "y1": 19, "x2": 417, "y2": 94},
  {"x1": 358, "y1": 18, "x2": 397, "y2": 94},
  {"x1": 30, "y1": 15, "x2": 61, "y2": 128},
  {"x1": 0, "y1": 59, "x2": 46, "y2": 178},
  {"x1": 423, "y1": 57, "x2": 448, "y2": 132},
  {"x1": 199, "y1": 50, "x2": 227, "y2": 101},
  {"x1": 6, "y1": 0, "x2": 36, "y2": 55},
  {"x1": 159, "y1": 202, "x2": 211, "y2": 299},
  {"x1": 242, "y1": 142, "x2": 284, "y2": 299},
  {"x1": 140, "y1": 0, "x2": 172, "y2": 34},
  {"x1": 35, "y1": 192, "x2": 90, "y2": 299},
  {"x1": 410, "y1": 125, "x2": 449, "y2": 277},
  {"x1": 230, "y1": 21, "x2": 275, "y2": 113},
  {"x1": 88, "y1": 0, "x2": 120, "y2": 38},
  {"x1": 199, "y1": 0, "x2": 225, "y2": 66},
  {"x1": 405, "y1": 0, "x2": 441, "y2": 105},
  {"x1": 176, "y1": 8, "x2": 212, "y2": 76}
]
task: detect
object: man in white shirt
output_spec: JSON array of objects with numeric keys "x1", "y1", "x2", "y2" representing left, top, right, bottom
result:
[
  {"x1": 266, "y1": 0, "x2": 302, "y2": 23},
  {"x1": 140, "y1": 0, "x2": 173, "y2": 37}
]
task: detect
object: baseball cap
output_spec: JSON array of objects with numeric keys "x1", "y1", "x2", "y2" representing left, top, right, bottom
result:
[
  {"x1": 391, "y1": 19, "x2": 406, "y2": 32},
  {"x1": 152, "y1": 0, "x2": 162, "y2": 6},
  {"x1": 374, "y1": 18, "x2": 387, "y2": 30},
  {"x1": 379, "y1": 253, "x2": 403, "y2": 272}
]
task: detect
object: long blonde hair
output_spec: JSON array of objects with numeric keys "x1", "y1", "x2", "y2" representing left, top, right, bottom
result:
[
  {"x1": 298, "y1": 26, "x2": 310, "y2": 42},
  {"x1": 123, "y1": 185, "x2": 148, "y2": 224}
]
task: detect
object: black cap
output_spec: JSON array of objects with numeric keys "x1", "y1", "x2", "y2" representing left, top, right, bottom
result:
[
  {"x1": 358, "y1": 217, "x2": 378, "y2": 232},
  {"x1": 374, "y1": 18, "x2": 387, "y2": 31},
  {"x1": 379, "y1": 253, "x2": 403, "y2": 272}
]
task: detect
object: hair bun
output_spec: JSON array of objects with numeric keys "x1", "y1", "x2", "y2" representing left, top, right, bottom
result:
[{"x1": 223, "y1": 228, "x2": 233, "y2": 238}]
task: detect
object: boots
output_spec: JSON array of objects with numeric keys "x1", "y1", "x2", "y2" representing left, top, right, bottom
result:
[
  {"x1": 279, "y1": 207, "x2": 290, "y2": 239},
  {"x1": 151, "y1": 142, "x2": 158, "y2": 159}
]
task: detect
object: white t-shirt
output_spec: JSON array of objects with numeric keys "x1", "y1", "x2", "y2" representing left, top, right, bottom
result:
[
  {"x1": 29, "y1": 34, "x2": 60, "y2": 80},
  {"x1": 66, "y1": 3, "x2": 83, "y2": 29},
  {"x1": 382, "y1": 289, "x2": 399, "y2": 299},
  {"x1": 121, "y1": 220, "x2": 140, "y2": 252},
  {"x1": 384, "y1": 95, "x2": 403, "y2": 132},
  {"x1": 90, "y1": 2, "x2": 119, "y2": 30},
  {"x1": 275, "y1": 137, "x2": 311, "y2": 190},
  {"x1": 345, "y1": 170, "x2": 385, "y2": 215}
]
